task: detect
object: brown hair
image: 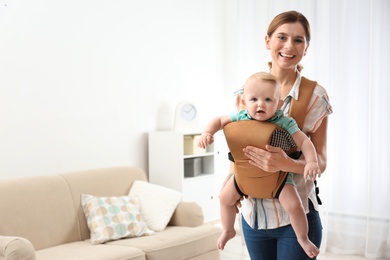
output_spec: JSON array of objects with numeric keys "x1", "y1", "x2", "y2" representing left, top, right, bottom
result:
[{"x1": 267, "y1": 11, "x2": 311, "y2": 72}]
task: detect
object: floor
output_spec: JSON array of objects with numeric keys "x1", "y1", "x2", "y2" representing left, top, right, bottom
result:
[{"x1": 220, "y1": 234, "x2": 374, "y2": 260}]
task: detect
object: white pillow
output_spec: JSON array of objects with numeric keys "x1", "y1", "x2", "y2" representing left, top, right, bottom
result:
[{"x1": 129, "y1": 181, "x2": 183, "y2": 231}]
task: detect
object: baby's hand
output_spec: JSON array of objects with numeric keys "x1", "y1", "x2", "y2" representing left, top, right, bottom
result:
[
  {"x1": 304, "y1": 162, "x2": 321, "y2": 181},
  {"x1": 197, "y1": 133, "x2": 214, "y2": 149}
]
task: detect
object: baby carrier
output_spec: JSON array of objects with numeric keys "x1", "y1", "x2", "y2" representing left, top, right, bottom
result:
[{"x1": 223, "y1": 77, "x2": 317, "y2": 199}]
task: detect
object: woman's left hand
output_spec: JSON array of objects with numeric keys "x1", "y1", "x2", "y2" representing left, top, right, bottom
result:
[{"x1": 243, "y1": 145, "x2": 290, "y2": 172}]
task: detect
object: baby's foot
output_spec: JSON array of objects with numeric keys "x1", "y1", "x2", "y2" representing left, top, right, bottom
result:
[
  {"x1": 298, "y1": 238, "x2": 320, "y2": 258},
  {"x1": 217, "y1": 230, "x2": 236, "y2": 250}
]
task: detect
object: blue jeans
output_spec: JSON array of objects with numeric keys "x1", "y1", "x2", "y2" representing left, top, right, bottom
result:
[{"x1": 242, "y1": 200, "x2": 322, "y2": 260}]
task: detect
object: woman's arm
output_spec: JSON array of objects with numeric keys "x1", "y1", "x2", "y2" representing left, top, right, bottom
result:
[
  {"x1": 309, "y1": 117, "x2": 328, "y2": 173},
  {"x1": 243, "y1": 117, "x2": 328, "y2": 175}
]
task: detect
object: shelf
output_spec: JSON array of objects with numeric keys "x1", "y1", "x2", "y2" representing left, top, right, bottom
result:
[
  {"x1": 148, "y1": 130, "x2": 223, "y2": 222},
  {"x1": 184, "y1": 172, "x2": 214, "y2": 180},
  {"x1": 183, "y1": 152, "x2": 214, "y2": 159}
]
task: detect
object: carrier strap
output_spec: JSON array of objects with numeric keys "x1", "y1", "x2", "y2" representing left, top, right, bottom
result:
[
  {"x1": 288, "y1": 76, "x2": 317, "y2": 130},
  {"x1": 288, "y1": 76, "x2": 322, "y2": 205}
]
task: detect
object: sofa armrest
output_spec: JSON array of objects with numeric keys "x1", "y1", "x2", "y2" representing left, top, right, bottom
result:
[
  {"x1": 168, "y1": 201, "x2": 204, "y2": 227},
  {"x1": 0, "y1": 236, "x2": 36, "y2": 260}
]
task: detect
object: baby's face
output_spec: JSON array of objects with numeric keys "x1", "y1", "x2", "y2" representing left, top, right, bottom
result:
[{"x1": 243, "y1": 79, "x2": 281, "y2": 121}]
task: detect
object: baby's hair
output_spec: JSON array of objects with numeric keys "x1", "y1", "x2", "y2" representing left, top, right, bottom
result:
[
  {"x1": 248, "y1": 72, "x2": 280, "y2": 85},
  {"x1": 244, "y1": 72, "x2": 281, "y2": 99}
]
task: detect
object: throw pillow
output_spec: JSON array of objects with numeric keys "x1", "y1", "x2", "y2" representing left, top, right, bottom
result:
[
  {"x1": 129, "y1": 181, "x2": 182, "y2": 231},
  {"x1": 81, "y1": 194, "x2": 154, "y2": 245}
]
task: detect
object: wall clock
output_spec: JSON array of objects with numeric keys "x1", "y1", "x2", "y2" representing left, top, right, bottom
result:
[{"x1": 174, "y1": 102, "x2": 200, "y2": 133}]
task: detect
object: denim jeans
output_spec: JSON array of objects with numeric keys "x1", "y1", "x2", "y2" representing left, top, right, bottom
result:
[{"x1": 242, "y1": 200, "x2": 322, "y2": 260}]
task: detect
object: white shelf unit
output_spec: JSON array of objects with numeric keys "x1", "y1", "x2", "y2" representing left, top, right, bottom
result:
[{"x1": 148, "y1": 131, "x2": 227, "y2": 222}]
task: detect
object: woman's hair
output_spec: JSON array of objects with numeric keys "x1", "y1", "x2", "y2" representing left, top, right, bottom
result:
[{"x1": 267, "y1": 11, "x2": 311, "y2": 72}]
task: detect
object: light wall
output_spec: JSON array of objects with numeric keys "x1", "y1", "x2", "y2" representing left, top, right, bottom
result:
[{"x1": 0, "y1": 0, "x2": 238, "y2": 178}]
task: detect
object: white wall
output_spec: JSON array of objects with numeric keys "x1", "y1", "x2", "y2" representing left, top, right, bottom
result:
[{"x1": 0, "y1": 0, "x2": 236, "y2": 178}]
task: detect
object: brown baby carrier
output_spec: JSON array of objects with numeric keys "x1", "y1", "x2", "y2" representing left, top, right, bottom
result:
[{"x1": 223, "y1": 77, "x2": 316, "y2": 199}]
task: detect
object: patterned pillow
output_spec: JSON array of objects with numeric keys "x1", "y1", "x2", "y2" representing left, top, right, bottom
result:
[{"x1": 81, "y1": 194, "x2": 154, "y2": 245}]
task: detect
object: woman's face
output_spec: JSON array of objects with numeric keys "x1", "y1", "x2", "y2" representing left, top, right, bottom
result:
[{"x1": 265, "y1": 22, "x2": 309, "y2": 70}]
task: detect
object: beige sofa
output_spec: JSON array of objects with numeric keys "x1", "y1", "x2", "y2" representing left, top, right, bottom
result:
[{"x1": 0, "y1": 166, "x2": 221, "y2": 260}]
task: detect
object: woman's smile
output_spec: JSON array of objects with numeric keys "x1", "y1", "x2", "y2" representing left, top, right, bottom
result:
[{"x1": 279, "y1": 52, "x2": 295, "y2": 58}]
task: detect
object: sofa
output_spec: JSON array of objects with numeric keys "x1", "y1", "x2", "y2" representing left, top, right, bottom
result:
[{"x1": 0, "y1": 166, "x2": 221, "y2": 260}]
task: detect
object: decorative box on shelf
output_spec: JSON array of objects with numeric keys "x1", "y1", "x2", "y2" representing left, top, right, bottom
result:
[
  {"x1": 183, "y1": 135, "x2": 206, "y2": 155},
  {"x1": 184, "y1": 157, "x2": 203, "y2": 177}
]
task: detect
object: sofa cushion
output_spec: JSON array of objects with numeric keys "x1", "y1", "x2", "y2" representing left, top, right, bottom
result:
[
  {"x1": 0, "y1": 175, "x2": 80, "y2": 250},
  {"x1": 35, "y1": 241, "x2": 145, "y2": 260},
  {"x1": 81, "y1": 194, "x2": 154, "y2": 245},
  {"x1": 60, "y1": 166, "x2": 148, "y2": 241},
  {"x1": 129, "y1": 181, "x2": 182, "y2": 231},
  {"x1": 168, "y1": 201, "x2": 204, "y2": 227},
  {"x1": 107, "y1": 225, "x2": 221, "y2": 260}
]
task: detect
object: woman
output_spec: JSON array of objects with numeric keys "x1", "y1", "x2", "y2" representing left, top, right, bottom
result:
[{"x1": 238, "y1": 11, "x2": 332, "y2": 259}]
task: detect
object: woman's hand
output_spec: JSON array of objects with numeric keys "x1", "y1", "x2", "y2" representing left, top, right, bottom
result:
[{"x1": 243, "y1": 145, "x2": 292, "y2": 173}]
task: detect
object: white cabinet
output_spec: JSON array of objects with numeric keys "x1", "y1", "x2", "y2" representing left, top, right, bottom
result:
[{"x1": 148, "y1": 131, "x2": 228, "y2": 222}]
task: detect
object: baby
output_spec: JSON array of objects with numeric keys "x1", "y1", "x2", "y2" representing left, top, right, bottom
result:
[{"x1": 198, "y1": 72, "x2": 320, "y2": 258}]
